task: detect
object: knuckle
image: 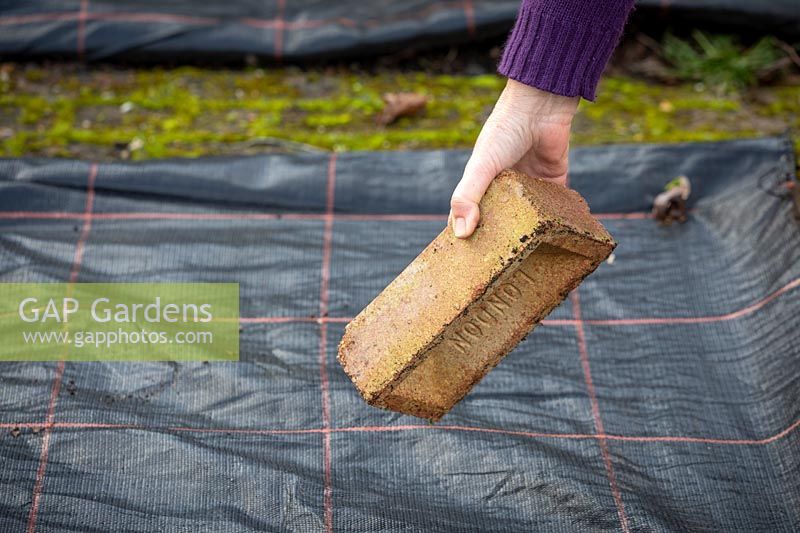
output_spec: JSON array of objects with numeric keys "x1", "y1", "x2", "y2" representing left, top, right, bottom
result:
[{"x1": 450, "y1": 195, "x2": 472, "y2": 209}]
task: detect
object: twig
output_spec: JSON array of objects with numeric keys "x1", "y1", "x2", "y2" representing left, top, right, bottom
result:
[
  {"x1": 758, "y1": 56, "x2": 793, "y2": 79},
  {"x1": 776, "y1": 40, "x2": 800, "y2": 69},
  {"x1": 635, "y1": 33, "x2": 665, "y2": 58},
  {"x1": 236, "y1": 137, "x2": 327, "y2": 154}
]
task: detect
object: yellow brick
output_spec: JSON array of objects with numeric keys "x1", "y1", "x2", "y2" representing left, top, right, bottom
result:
[{"x1": 337, "y1": 170, "x2": 615, "y2": 420}]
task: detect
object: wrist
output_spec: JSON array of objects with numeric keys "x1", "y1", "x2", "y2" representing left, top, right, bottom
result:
[{"x1": 501, "y1": 79, "x2": 578, "y2": 124}]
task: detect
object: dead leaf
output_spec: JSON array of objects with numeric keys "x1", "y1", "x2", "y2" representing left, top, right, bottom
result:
[
  {"x1": 653, "y1": 176, "x2": 691, "y2": 225},
  {"x1": 376, "y1": 93, "x2": 428, "y2": 126}
]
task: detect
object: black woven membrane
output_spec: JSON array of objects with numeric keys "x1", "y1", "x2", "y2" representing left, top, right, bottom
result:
[
  {"x1": 0, "y1": 137, "x2": 799, "y2": 532},
  {"x1": 0, "y1": 0, "x2": 798, "y2": 62}
]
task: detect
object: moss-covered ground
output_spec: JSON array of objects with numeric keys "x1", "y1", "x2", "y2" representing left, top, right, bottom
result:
[{"x1": 1, "y1": 62, "x2": 798, "y2": 170}]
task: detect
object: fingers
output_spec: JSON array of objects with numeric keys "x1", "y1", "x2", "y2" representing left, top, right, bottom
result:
[
  {"x1": 513, "y1": 126, "x2": 570, "y2": 186},
  {"x1": 450, "y1": 112, "x2": 527, "y2": 238},
  {"x1": 513, "y1": 149, "x2": 568, "y2": 186},
  {"x1": 450, "y1": 151, "x2": 504, "y2": 238}
]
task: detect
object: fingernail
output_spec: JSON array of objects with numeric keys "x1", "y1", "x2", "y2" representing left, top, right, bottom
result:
[{"x1": 454, "y1": 217, "x2": 466, "y2": 238}]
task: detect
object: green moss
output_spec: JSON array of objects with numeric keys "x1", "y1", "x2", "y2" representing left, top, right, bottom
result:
[
  {"x1": 303, "y1": 113, "x2": 354, "y2": 128},
  {"x1": 23, "y1": 68, "x2": 46, "y2": 82},
  {"x1": 0, "y1": 64, "x2": 798, "y2": 175}
]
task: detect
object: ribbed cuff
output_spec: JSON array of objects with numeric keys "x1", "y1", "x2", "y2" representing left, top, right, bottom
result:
[{"x1": 498, "y1": 0, "x2": 632, "y2": 101}]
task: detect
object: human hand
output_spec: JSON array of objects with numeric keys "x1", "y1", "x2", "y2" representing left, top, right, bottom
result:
[{"x1": 449, "y1": 79, "x2": 579, "y2": 238}]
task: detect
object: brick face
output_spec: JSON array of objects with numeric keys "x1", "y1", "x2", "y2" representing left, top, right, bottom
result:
[{"x1": 338, "y1": 170, "x2": 615, "y2": 420}]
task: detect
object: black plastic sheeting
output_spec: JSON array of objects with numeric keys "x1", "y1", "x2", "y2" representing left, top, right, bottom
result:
[
  {"x1": 0, "y1": 1, "x2": 798, "y2": 62},
  {"x1": 0, "y1": 137, "x2": 799, "y2": 532}
]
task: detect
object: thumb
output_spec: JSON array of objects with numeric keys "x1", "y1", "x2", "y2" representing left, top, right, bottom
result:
[{"x1": 450, "y1": 149, "x2": 505, "y2": 239}]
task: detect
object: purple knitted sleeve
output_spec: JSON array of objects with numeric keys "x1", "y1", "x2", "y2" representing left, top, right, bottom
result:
[{"x1": 498, "y1": 0, "x2": 636, "y2": 101}]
